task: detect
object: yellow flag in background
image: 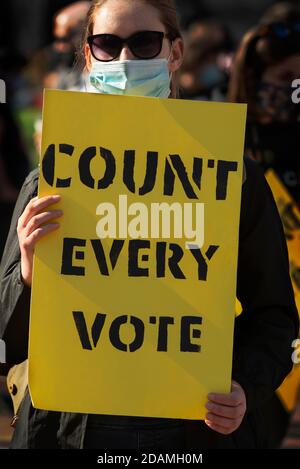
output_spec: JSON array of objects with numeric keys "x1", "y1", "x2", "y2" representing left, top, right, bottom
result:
[
  {"x1": 266, "y1": 169, "x2": 300, "y2": 412},
  {"x1": 29, "y1": 90, "x2": 246, "y2": 419}
]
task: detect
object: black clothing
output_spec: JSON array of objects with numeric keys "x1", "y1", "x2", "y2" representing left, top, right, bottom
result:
[
  {"x1": 0, "y1": 157, "x2": 298, "y2": 449},
  {"x1": 246, "y1": 122, "x2": 300, "y2": 206},
  {"x1": 245, "y1": 121, "x2": 300, "y2": 446},
  {"x1": 84, "y1": 416, "x2": 186, "y2": 450}
]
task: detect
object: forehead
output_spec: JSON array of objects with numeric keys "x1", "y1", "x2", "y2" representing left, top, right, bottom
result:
[{"x1": 93, "y1": 0, "x2": 165, "y2": 37}]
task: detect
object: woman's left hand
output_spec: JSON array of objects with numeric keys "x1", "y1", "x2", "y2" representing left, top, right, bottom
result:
[{"x1": 205, "y1": 380, "x2": 247, "y2": 434}]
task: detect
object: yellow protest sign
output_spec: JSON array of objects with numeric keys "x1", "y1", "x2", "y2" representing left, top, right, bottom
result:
[
  {"x1": 29, "y1": 89, "x2": 246, "y2": 420},
  {"x1": 265, "y1": 169, "x2": 300, "y2": 412}
]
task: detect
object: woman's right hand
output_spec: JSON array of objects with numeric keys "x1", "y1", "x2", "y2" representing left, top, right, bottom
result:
[{"x1": 17, "y1": 195, "x2": 63, "y2": 287}]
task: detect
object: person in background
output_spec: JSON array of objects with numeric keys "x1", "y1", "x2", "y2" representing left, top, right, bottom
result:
[
  {"x1": 16, "y1": 1, "x2": 91, "y2": 170},
  {"x1": 228, "y1": 10, "x2": 300, "y2": 205},
  {"x1": 228, "y1": 8, "x2": 300, "y2": 447},
  {"x1": 53, "y1": 2, "x2": 91, "y2": 90},
  {"x1": 179, "y1": 22, "x2": 233, "y2": 101},
  {"x1": 0, "y1": 2, "x2": 92, "y2": 439},
  {"x1": 0, "y1": 0, "x2": 82, "y2": 68},
  {"x1": 54, "y1": 1, "x2": 91, "y2": 54},
  {"x1": 260, "y1": 1, "x2": 300, "y2": 26}
]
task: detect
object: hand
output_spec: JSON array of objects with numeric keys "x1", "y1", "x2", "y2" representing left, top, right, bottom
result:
[
  {"x1": 205, "y1": 380, "x2": 247, "y2": 434},
  {"x1": 17, "y1": 195, "x2": 63, "y2": 287}
]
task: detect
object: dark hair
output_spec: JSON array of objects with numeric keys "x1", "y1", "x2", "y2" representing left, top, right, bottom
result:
[
  {"x1": 80, "y1": 0, "x2": 183, "y2": 98},
  {"x1": 228, "y1": 21, "x2": 300, "y2": 120},
  {"x1": 260, "y1": 1, "x2": 300, "y2": 26},
  {"x1": 180, "y1": 22, "x2": 232, "y2": 73}
]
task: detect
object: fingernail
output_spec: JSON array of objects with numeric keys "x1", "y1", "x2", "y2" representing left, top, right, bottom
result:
[
  {"x1": 205, "y1": 402, "x2": 214, "y2": 410},
  {"x1": 205, "y1": 419, "x2": 213, "y2": 426}
]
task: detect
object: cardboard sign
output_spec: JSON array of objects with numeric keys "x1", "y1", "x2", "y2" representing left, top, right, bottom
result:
[{"x1": 29, "y1": 89, "x2": 246, "y2": 419}]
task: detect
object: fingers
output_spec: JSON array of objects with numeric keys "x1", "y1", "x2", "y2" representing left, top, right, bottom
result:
[
  {"x1": 18, "y1": 195, "x2": 62, "y2": 288},
  {"x1": 18, "y1": 195, "x2": 63, "y2": 254},
  {"x1": 22, "y1": 223, "x2": 61, "y2": 251},
  {"x1": 205, "y1": 412, "x2": 240, "y2": 429},
  {"x1": 205, "y1": 381, "x2": 247, "y2": 435},
  {"x1": 204, "y1": 407, "x2": 243, "y2": 435},
  {"x1": 231, "y1": 381, "x2": 242, "y2": 391},
  {"x1": 207, "y1": 391, "x2": 242, "y2": 407},
  {"x1": 25, "y1": 210, "x2": 63, "y2": 237},
  {"x1": 205, "y1": 401, "x2": 244, "y2": 419},
  {"x1": 204, "y1": 420, "x2": 233, "y2": 435},
  {"x1": 18, "y1": 195, "x2": 61, "y2": 229}
]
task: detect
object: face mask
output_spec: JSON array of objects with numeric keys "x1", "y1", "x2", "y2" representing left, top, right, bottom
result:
[
  {"x1": 88, "y1": 58, "x2": 171, "y2": 98},
  {"x1": 257, "y1": 81, "x2": 299, "y2": 123},
  {"x1": 199, "y1": 64, "x2": 224, "y2": 90}
]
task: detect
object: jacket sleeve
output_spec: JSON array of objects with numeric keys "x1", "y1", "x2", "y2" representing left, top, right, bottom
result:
[
  {"x1": 0, "y1": 168, "x2": 39, "y2": 364},
  {"x1": 232, "y1": 157, "x2": 299, "y2": 412}
]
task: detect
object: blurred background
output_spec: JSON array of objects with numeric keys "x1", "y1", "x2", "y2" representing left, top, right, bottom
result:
[{"x1": 1, "y1": 0, "x2": 300, "y2": 449}]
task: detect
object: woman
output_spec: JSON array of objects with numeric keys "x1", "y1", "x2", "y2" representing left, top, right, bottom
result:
[
  {"x1": 179, "y1": 21, "x2": 233, "y2": 101},
  {"x1": 228, "y1": 20, "x2": 300, "y2": 205},
  {"x1": 228, "y1": 16, "x2": 300, "y2": 448},
  {"x1": 0, "y1": 0, "x2": 298, "y2": 449}
]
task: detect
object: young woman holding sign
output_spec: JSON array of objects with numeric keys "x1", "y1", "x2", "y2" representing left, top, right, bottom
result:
[{"x1": 0, "y1": 0, "x2": 298, "y2": 449}]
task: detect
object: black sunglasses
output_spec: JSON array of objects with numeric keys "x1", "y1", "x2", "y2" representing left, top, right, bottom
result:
[
  {"x1": 269, "y1": 21, "x2": 300, "y2": 38},
  {"x1": 87, "y1": 30, "x2": 171, "y2": 62},
  {"x1": 257, "y1": 21, "x2": 300, "y2": 40}
]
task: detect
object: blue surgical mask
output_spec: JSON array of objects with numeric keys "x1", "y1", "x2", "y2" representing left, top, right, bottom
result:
[
  {"x1": 199, "y1": 64, "x2": 224, "y2": 90},
  {"x1": 88, "y1": 58, "x2": 171, "y2": 98},
  {"x1": 257, "y1": 81, "x2": 298, "y2": 123}
]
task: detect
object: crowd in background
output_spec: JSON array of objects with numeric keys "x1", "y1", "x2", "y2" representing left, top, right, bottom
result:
[
  {"x1": 1, "y1": 1, "x2": 300, "y2": 229},
  {"x1": 1, "y1": 0, "x2": 300, "y2": 448}
]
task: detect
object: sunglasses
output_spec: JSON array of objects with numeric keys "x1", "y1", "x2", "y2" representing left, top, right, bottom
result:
[
  {"x1": 258, "y1": 21, "x2": 300, "y2": 40},
  {"x1": 87, "y1": 30, "x2": 171, "y2": 62}
]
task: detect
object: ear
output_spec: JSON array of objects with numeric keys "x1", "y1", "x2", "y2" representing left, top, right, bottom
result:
[
  {"x1": 168, "y1": 38, "x2": 184, "y2": 74},
  {"x1": 85, "y1": 43, "x2": 93, "y2": 72}
]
